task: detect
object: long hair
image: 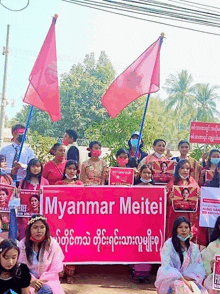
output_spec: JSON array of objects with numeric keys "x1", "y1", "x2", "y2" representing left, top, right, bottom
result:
[
  {"x1": 62, "y1": 160, "x2": 79, "y2": 180},
  {"x1": 88, "y1": 141, "x2": 101, "y2": 157},
  {"x1": 0, "y1": 239, "x2": 20, "y2": 277},
  {"x1": 173, "y1": 159, "x2": 191, "y2": 185},
  {"x1": 208, "y1": 161, "x2": 220, "y2": 187},
  {"x1": 207, "y1": 149, "x2": 220, "y2": 168},
  {"x1": 210, "y1": 216, "x2": 220, "y2": 242},
  {"x1": 25, "y1": 214, "x2": 51, "y2": 265},
  {"x1": 21, "y1": 158, "x2": 43, "y2": 189},
  {"x1": 172, "y1": 217, "x2": 191, "y2": 265}
]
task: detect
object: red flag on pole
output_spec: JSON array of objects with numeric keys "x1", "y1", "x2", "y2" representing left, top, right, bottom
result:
[
  {"x1": 23, "y1": 15, "x2": 61, "y2": 122},
  {"x1": 102, "y1": 35, "x2": 163, "y2": 118}
]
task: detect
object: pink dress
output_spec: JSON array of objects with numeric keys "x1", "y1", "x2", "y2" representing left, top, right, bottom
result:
[
  {"x1": 55, "y1": 179, "x2": 83, "y2": 185},
  {"x1": 18, "y1": 237, "x2": 65, "y2": 294},
  {"x1": 19, "y1": 177, "x2": 49, "y2": 190},
  {"x1": 42, "y1": 160, "x2": 67, "y2": 185}
]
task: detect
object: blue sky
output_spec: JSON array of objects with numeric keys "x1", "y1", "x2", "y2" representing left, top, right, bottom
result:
[{"x1": 1, "y1": 0, "x2": 220, "y2": 119}]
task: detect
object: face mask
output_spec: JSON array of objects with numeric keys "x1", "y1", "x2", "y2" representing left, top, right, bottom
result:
[
  {"x1": 117, "y1": 158, "x2": 128, "y2": 166},
  {"x1": 62, "y1": 138, "x2": 69, "y2": 146},
  {"x1": 91, "y1": 150, "x2": 102, "y2": 157},
  {"x1": 30, "y1": 235, "x2": 45, "y2": 243},
  {"x1": 0, "y1": 229, "x2": 2, "y2": 233},
  {"x1": 140, "y1": 178, "x2": 152, "y2": 183},
  {"x1": 130, "y1": 139, "x2": 139, "y2": 148},
  {"x1": 211, "y1": 158, "x2": 220, "y2": 165},
  {"x1": 179, "y1": 174, "x2": 189, "y2": 180},
  {"x1": 65, "y1": 173, "x2": 77, "y2": 180},
  {"x1": 0, "y1": 168, "x2": 7, "y2": 176},
  {"x1": 154, "y1": 152, "x2": 163, "y2": 158},
  {"x1": 17, "y1": 134, "x2": 24, "y2": 143},
  {"x1": 177, "y1": 234, "x2": 191, "y2": 242}
]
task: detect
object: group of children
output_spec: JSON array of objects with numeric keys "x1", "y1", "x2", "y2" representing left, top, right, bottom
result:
[{"x1": 0, "y1": 136, "x2": 220, "y2": 293}]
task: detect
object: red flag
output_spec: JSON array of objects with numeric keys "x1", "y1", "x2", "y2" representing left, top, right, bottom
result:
[
  {"x1": 23, "y1": 15, "x2": 61, "y2": 122},
  {"x1": 102, "y1": 35, "x2": 163, "y2": 118}
]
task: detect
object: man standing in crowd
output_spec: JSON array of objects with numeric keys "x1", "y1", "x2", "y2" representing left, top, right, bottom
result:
[
  {"x1": 62, "y1": 129, "x2": 80, "y2": 164},
  {"x1": 0, "y1": 124, "x2": 35, "y2": 186}
]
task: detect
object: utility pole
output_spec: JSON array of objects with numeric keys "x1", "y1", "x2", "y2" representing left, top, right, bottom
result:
[{"x1": 0, "y1": 24, "x2": 10, "y2": 149}]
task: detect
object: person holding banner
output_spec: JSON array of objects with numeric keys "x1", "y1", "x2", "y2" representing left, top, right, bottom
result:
[
  {"x1": 55, "y1": 160, "x2": 83, "y2": 186},
  {"x1": 19, "y1": 158, "x2": 49, "y2": 190},
  {"x1": 166, "y1": 159, "x2": 207, "y2": 246},
  {"x1": 116, "y1": 148, "x2": 129, "y2": 167},
  {"x1": 199, "y1": 149, "x2": 220, "y2": 186},
  {"x1": 0, "y1": 239, "x2": 31, "y2": 294},
  {"x1": 0, "y1": 124, "x2": 35, "y2": 186},
  {"x1": 171, "y1": 140, "x2": 202, "y2": 182},
  {"x1": 42, "y1": 143, "x2": 67, "y2": 185},
  {"x1": 80, "y1": 141, "x2": 107, "y2": 186},
  {"x1": 138, "y1": 139, "x2": 168, "y2": 169},
  {"x1": 202, "y1": 216, "x2": 220, "y2": 294},
  {"x1": 18, "y1": 214, "x2": 65, "y2": 294},
  {"x1": 0, "y1": 154, "x2": 12, "y2": 185},
  {"x1": 155, "y1": 216, "x2": 208, "y2": 294}
]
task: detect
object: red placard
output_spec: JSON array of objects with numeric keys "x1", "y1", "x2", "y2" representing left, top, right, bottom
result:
[
  {"x1": 205, "y1": 170, "x2": 214, "y2": 182},
  {"x1": 152, "y1": 161, "x2": 175, "y2": 184},
  {"x1": 17, "y1": 190, "x2": 41, "y2": 217},
  {"x1": 109, "y1": 167, "x2": 134, "y2": 185},
  {"x1": 42, "y1": 186, "x2": 166, "y2": 264},
  {"x1": 190, "y1": 121, "x2": 220, "y2": 144},
  {"x1": 213, "y1": 255, "x2": 220, "y2": 290},
  {"x1": 172, "y1": 186, "x2": 198, "y2": 212},
  {"x1": 0, "y1": 184, "x2": 14, "y2": 212}
]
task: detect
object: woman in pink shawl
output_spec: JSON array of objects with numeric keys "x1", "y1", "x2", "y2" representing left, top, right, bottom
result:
[
  {"x1": 18, "y1": 214, "x2": 65, "y2": 294},
  {"x1": 155, "y1": 216, "x2": 208, "y2": 294}
]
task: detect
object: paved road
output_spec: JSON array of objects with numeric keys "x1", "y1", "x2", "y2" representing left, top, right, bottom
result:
[{"x1": 62, "y1": 265, "x2": 157, "y2": 294}]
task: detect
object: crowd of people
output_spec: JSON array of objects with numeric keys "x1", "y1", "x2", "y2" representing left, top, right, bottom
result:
[{"x1": 0, "y1": 123, "x2": 219, "y2": 293}]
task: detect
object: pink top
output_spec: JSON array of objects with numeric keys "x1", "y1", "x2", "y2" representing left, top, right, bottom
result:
[
  {"x1": 138, "y1": 153, "x2": 168, "y2": 169},
  {"x1": 19, "y1": 177, "x2": 49, "y2": 190},
  {"x1": 42, "y1": 160, "x2": 67, "y2": 185}
]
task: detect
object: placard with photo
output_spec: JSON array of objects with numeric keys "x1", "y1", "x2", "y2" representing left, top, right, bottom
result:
[
  {"x1": 17, "y1": 190, "x2": 41, "y2": 217},
  {"x1": 152, "y1": 160, "x2": 175, "y2": 184},
  {"x1": 205, "y1": 170, "x2": 214, "y2": 182},
  {"x1": 213, "y1": 255, "x2": 220, "y2": 290},
  {"x1": 172, "y1": 186, "x2": 198, "y2": 212},
  {"x1": 0, "y1": 184, "x2": 14, "y2": 212}
]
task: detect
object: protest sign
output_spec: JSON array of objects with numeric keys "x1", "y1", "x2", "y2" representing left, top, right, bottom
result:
[
  {"x1": 190, "y1": 121, "x2": 220, "y2": 144},
  {"x1": 199, "y1": 187, "x2": 220, "y2": 228},
  {"x1": 213, "y1": 255, "x2": 220, "y2": 290},
  {"x1": 172, "y1": 186, "x2": 198, "y2": 212},
  {"x1": 42, "y1": 186, "x2": 166, "y2": 264},
  {"x1": 205, "y1": 170, "x2": 214, "y2": 182},
  {"x1": 17, "y1": 190, "x2": 41, "y2": 217},
  {"x1": 152, "y1": 161, "x2": 175, "y2": 184},
  {"x1": 109, "y1": 167, "x2": 134, "y2": 185},
  {"x1": 0, "y1": 184, "x2": 14, "y2": 212}
]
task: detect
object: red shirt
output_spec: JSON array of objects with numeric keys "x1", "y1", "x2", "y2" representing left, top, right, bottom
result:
[{"x1": 42, "y1": 160, "x2": 67, "y2": 185}]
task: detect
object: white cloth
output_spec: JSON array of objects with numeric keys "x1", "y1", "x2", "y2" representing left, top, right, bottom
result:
[
  {"x1": 0, "y1": 142, "x2": 35, "y2": 182},
  {"x1": 155, "y1": 238, "x2": 206, "y2": 294}
]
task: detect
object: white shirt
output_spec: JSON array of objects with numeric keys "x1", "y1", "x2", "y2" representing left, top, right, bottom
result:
[{"x1": 0, "y1": 142, "x2": 35, "y2": 182}]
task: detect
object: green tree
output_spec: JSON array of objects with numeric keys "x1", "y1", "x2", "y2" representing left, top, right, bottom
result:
[
  {"x1": 192, "y1": 83, "x2": 220, "y2": 122},
  {"x1": 11, "y1": 51, "x2": 115, "y2": 138}
]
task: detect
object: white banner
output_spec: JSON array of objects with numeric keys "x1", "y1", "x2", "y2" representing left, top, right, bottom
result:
[{"x1": 199, "y1": 187, "x2": 220, "y2": 228}]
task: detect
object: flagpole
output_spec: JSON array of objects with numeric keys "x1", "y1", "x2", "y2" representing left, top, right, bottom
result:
[
  {"x1": 16, "y1": 106, "x2": 34, "y2": 162},
  {"x1": 135, "y1": 34, "x2": 164, "y2": 161}
]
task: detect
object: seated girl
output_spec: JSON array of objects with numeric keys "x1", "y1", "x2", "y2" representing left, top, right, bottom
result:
[
  {"x1": 155, "y1": 216, "x2": 208, "y2": 294},
  {"x1": 135, "y1": 164, "x2": 153, "y2": 185},
  {"x1": 18, "y1": 214, "x2": 65, "y2": 294},
  {"x1": 202, "y1": 216, "x2": 220, "y2": 294},
  {"x1": 0, "y1": 239, "x2": 31, "y2": 294},
  {"x1": 19, "y1": 158, "x2": 49, "y2": 190},
  {"x1": 55, "y1": 160, "x2": 83, "y2": 185}
]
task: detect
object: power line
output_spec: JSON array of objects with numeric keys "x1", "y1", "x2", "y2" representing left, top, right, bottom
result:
[
  {"x1": 62, "y1": 0, "x2": 220, "y2": 36},
  {"x1": 0, "y1": 0, "x2": 30, "y2": 11}
]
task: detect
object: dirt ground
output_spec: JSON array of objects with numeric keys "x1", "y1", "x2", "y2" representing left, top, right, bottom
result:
[{"x1": 62, "y1": 265, "x2": 157, "y2": 294}]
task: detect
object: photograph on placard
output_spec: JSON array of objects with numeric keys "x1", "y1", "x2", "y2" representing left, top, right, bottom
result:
[
  {"x1": 0, "y1": 184, "x2": 14, "y2": 212},
  {"x1": 213, "y1": 255, "x2": 220, "y2": 290},
  {"x1": 17, "y1": 189, "x2": 41, "y2": 217},
  {"x1": 152, "y1": 160, "x2": 175, "y2": 184},
  {"x1": 172, "y1": 186, "x2": 198, "y2": 212}
]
